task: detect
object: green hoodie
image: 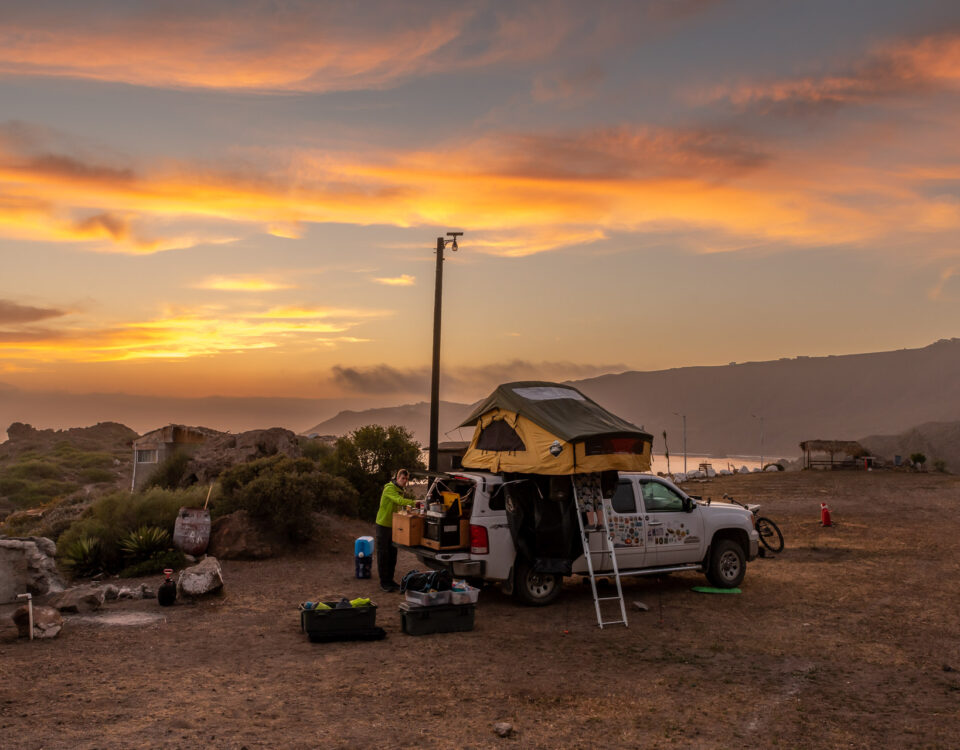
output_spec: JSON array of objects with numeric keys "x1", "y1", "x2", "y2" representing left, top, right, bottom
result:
[{"x1": 375, "y1": 481, "x2": 415, "y2": 527}]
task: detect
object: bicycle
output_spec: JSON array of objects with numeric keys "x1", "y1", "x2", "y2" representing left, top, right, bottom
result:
[{"x1": 721, "y1": 493, "x2": 784, "y2": 554}]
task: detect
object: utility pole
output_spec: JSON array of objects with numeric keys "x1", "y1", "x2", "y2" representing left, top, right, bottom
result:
[{"x1": 429, "y1": 231, "x2": 463, "y2": 472}]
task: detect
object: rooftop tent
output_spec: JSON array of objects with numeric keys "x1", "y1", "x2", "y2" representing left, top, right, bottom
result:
[{"x1": 459, "y1": 382, "x2": 653, "y2": 474}]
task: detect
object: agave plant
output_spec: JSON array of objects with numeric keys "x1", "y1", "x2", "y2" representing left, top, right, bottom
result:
[
  {"x1": 119, "y1": 525, "x2": 171, "y2": 562},
  {"x1": 61, "y1": 535, "x2": 102, "y2": 578}
]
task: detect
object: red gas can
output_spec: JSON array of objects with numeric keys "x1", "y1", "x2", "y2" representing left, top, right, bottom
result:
[{"x1": 820, "y1": 502, "x2": 833, "y2": 527}]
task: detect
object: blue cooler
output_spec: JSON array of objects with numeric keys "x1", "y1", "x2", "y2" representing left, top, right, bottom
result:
[{"x1": 354, "y1": 535, "x2": 374, "y2": 579}]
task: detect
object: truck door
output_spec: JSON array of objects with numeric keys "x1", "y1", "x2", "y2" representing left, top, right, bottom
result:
[
  {"x1": 639, "y1": 478, "x2": 704, "y2": 567},
  {"x1": 600, "y1": 478, "x2": 646, "y2": 571}
]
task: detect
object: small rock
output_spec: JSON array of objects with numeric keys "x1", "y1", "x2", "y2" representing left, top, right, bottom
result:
[
  {"x1": 117, "y1": 586, "x2": 138, "y2": 600},
  {"x1": 140, "y1": 584, "x2": 155, "y2": 599},
  {"x1": 12, "y1": 605, "x2": 63, "y2": 639},
  {"x1": 183, "y1": 554, "x2": 197, "y2": 563},
  {"x1": 48, "y1": 585, "x2": 105, "y2": 613},
  {"x1": 493, "y1": 722, "x2": 514, "y2": 738},
  {"x1": 101, "y1": 584, "x2": 119, "y2": 601},
  {"x1": 632, "y1": 601, "x2": 650, "y2": 611},
  {"x1": 944, "y1": 664, "x2": 956, "y2": 673}
]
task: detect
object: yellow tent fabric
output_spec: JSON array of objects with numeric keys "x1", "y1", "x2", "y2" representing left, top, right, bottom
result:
[{"x1": 461, "y1": 408, "x2": 652, "y2": 475}]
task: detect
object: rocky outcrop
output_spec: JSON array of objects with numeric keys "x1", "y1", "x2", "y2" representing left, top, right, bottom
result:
[
  {"x1": 185, "y1": 428, "x2": 300, "y2": 484},
  {"x1": 177, "y1": 557, "x2": 223, "y2": 598},
  {"x1": 48, "y1": 584, "x2": 105, "y2": 613},
  {"x1": 0, "y1": 536, "x2": 66, "y2": 602},
  {"x1": 13, "y1": 605, "x2": 63, "y2": 639},
  {"x1": 208, "y1": 510, "x2": 274, "y2": 560}
]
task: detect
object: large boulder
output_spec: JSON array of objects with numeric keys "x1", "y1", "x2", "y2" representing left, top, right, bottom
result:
[
  {"x1": 177, "y1": 557, "x2": 224, "y2": 598},
  {"x1": 48, "y1": 584, "x2": 105, "y2": 613},
  {"x1": 208, "y1": 510, "x2": 274, "y2": 560},
  {"x1": 0, "y1": 536, "x2": 66, "y2": 602},
  {"x1": 12, "y1": 605, "x2": 63, "y2": 639},
  {"x1": 185, "y1": 428, "x2": 301, "y2": 484}
]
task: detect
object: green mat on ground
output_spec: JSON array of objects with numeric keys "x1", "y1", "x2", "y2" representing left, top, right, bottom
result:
[{"x1": 691, "y1": 586, "x2": 741, "y2": 594}]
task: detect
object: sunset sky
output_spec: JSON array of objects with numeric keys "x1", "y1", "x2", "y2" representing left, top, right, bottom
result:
[{"x1": 2, "y1": 0, "x2": 959, "y2": 412}]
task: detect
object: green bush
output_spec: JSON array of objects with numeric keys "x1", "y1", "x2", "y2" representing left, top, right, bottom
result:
[
  {"x1": 5, "y1": 460, "x2": 63, "y2": 480},
  {"x1": 300, "y1": 437, "x2": 333, "y2": 462},
  {"x1": 933, "y1": 459, "x2": 947, "y2": 473},
  {"x1": 216, "y1": 456, "x2": 358, "y2": 543},
  {"x1": 79, "y1": 467, "x2": 116, "y2": 484},
  {"x1": 119, "y1": 525, "x2": 172, "y2": 562},
  {"x1": 327, "y1": 425, "x2": 424, "y2": 520},
  {"x1": 145, "y1": 451, "x2": 192, "y2": 489},
  {"x1": 119, "y1": 549, "x2": 186, "y2": 578},
  {"x1": 58, "y1": 486, "x2": 207, "y2": 574},
  {"x1": 61, "y1": 535, "x2": 102, "y2": 578}
]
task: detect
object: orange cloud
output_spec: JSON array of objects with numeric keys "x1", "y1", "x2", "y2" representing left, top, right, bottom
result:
[
  {"x1": 2, "y1": 114, "x2": 959, "y2": 260},
  {"x1": 373, "y1": 274, "x2": 416, "y2": 286},
  {"x1": 705, "y1": 32, "x2": 960, "y2": 114},
  {"x1": 0, "y1": 304, "x2": 384, "y2": 364},
  {"x1": 195, "y1": 276, "x2": 297, "y2": 292}
]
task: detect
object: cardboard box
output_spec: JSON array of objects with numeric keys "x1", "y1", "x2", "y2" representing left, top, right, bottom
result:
[
  {"x1": 421, "y1": 519, "x2": 469, "y2": 550},
  {"x1": 392, "y1": 513, "x2": 423, "y2": 546}
]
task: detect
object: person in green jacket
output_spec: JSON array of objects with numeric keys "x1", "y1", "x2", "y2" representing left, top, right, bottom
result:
[{"x1": 375, "y1": 469, "x2": 415, "y2": 591}]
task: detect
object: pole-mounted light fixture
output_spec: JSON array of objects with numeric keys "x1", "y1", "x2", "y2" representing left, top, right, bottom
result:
[{"x1": 429, "y1": 231, "x2": 464, "y2": 472}]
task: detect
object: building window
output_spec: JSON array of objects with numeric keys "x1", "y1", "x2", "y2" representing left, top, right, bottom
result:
[{"x1": 136, "y1": 449, "x2": 158, "y2": 463}]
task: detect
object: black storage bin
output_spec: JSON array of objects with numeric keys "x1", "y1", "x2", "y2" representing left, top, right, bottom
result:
[
  {"x1": 301, "y1": 603, "x2": 377, "y2": 637},
  {"x1": 399, "y1": 601, "x2": 475, "y2": 636}
]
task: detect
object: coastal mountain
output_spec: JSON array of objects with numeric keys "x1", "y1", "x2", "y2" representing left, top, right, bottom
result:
[{"x1": 306, "y1": 339, "x2": 960, "y2": 459}]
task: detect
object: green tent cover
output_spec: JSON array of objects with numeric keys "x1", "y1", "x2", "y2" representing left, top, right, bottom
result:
[{"x1": 459, "y1": 381, "x2": 652, "y2": 444}]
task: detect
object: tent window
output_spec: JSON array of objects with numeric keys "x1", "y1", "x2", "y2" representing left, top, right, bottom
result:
[
  {"x1": 476, "y1": 420, "x2": 526, "y2": 452},
  {"x1": 584, "y1": 437, "x2": 647, "y2": 456},
  {"x1": 512, "y1": 386, "x2": 584, "y2": 401}
]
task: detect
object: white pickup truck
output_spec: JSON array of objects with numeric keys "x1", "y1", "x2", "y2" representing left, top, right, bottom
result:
[{"x1": 398, "y1": 471, "x2": 759, "y2": 605}]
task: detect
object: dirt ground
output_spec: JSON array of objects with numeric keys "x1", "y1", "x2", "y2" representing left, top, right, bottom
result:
[{"x1": 2, "y1": 471, "x2": 959, "y2": 749}]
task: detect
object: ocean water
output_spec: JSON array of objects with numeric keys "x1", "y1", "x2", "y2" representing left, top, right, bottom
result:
[{"x1": 650, "y1": 454, "x2": 768, "y2": 473}]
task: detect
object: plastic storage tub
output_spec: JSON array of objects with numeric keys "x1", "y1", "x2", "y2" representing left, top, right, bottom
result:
[
  {"x1": 399, "y1": 602, "x2": 475, "y2": 635},
  {"x1": 404, "y1": 589, "x2": 450, "y2": 606},
  {"x1": 449, "y1": 586, "x2": 480, "y2": 605},
  {"x1": 301, "y1": 602, "x2": 377, "y2": 637}
]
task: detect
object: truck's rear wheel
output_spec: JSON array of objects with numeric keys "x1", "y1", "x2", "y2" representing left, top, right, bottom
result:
[
  {"x1": 514, "y1": 559, "x2": 562, "y2": 606},
  {"x1": 706, "y1": 539, "x2": 746, "y2": 588}
]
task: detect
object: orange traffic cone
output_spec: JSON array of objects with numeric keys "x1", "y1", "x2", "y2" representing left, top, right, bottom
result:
[{"x1": 820, "y1": 502, "x2": 833, "y2": 527}]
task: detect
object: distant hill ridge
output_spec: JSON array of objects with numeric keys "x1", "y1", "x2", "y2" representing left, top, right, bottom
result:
[{"x1": 306, "y1": 339, "x2": 960, "y2": 458}]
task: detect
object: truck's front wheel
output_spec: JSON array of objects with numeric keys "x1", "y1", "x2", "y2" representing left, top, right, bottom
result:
[
  {"x1": 706, "y1": 539, "x2": 746, "y2": 588},
  {"x1": 514, "y1": 559, "x2": 562, "y2": 606}
]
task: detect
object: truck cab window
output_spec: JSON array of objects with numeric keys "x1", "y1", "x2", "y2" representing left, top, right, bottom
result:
[
  {"x1": 611, "y1": 480, "x2": 637, "y2": 514},
  {"x1": 641, "y1": 481, "x2": 685, "y2": 512}
]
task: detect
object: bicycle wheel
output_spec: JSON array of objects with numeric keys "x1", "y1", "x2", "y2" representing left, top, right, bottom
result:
[{"x1": 756, "y1": 517, "x2": 784, "y2": 553}]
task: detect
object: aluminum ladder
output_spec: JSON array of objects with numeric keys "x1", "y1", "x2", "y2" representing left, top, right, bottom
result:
[{"x1": 572, "y1": 475, "x2": 628, "y2": 628}]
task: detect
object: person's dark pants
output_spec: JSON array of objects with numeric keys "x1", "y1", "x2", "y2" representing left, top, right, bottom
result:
[{"x1": 375, "y1": 524, "x2": 397, "y2": 586}]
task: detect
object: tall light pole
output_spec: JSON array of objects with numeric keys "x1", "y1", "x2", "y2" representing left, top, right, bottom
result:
[
  {"x1": 673, "y1": 412, "x2": 687, "y2": 473},
  {"x1": 752, "y1": 413, "x2": 764, "y2": 470},
  {"x1": 429, "y1": 231, "x2": 463, "y2": 472}
]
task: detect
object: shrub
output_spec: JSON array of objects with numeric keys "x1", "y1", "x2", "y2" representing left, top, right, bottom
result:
[
  {"x1": 300, "y1": 437, "x2": 333, "y2": 462},
  {"x1": 119, "y1": 549, "x2": 186, "y2": 578},
  {"x1": 79, "y1": 468, "x2": 116, "y2": 484},
  {"x1": 145, "y1": 451, "x2": 192, "y2": 490},
  {"x1": 327, "y1": 425, "x2": 424, "y2": 519},
  {"x1": 216, "y1": 456, "x2": 358, "y2": 543},
  {"x1": 61, "y1": 535, "x2": 102, "y2": 578},
  {"x1": 58, "y1": 486, "x2": 207, "y2": 573},
  {"x1": 933, "y1": 459, "x2": 947, "y2": 473},
  {"x1": 910, "y1": 452, "x2": 927, "y2": 469},
  {"x1": 119, "y1": 525, "x2": 172, "y2": 562},
  {"x1": 5, "y1": 460, "x2": 63, "y2": 480}
]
